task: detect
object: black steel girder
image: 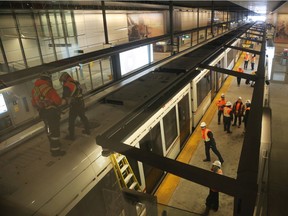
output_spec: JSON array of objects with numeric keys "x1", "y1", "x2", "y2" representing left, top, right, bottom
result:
[
  {"x1": 224, "y1": 45, "x2": 261, "y2": 55},
  {"x1": 237, "y1": 36, "x2": 263, "y2": 44}
]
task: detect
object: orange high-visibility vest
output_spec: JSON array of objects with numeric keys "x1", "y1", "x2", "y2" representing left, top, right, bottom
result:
[{"x1": 201, "y1": 128, "x2": 211, "y2": 141}]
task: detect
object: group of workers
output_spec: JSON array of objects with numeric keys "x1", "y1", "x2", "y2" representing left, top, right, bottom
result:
[
  {"x1": 31, "y1": 72, "x2": 90, "y2": 157},
  {"x1": 200, "y1": 93, "x2": 251, "y2": 212}
]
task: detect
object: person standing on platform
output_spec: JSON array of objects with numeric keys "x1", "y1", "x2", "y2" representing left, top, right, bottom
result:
[
  {"x1": 243, "y1": 100, "x2": 251, "y2": 133},
  {"x1": 232, "y1": 97, "x2": 244, "y2": 128},
  {"x1": 205, "y1": 160, "x2": 223, "y2": 212},
  {"x1": 32, "y1": 72, "x2": 66, "y2": 157},
  {"x1": 243, "y1": 52, "x2": 249, "y2": 69},
  {"x1": 216, "y1": 93, "x2": 226, "y2": 125},
  {"x1": 59, "y1": 72, "x2": 90, "y2": 140},
  {"x1": 223, "y1": 101, "x2": 233, "y2": 133},
  {"x1": 251, "y1": 54, "x2": 256, "y2": 70},
  {"x1": 237, "y1": 67, "x2": 244, "y2": 87},
  {"x1": 200, "y1": 122, "x2": 224, "y2": 163}
]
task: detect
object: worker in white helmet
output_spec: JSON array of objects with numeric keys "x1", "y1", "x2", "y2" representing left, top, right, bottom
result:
[
  {"x1": 205, "y1": 160, "x2": 223, "y2": 212},
  {"x1": 200, "y1": 122, "x2": 224, "y2": 163},
  {"x1": 223, "y1": 101, "x2": 233, "y2": 133}
]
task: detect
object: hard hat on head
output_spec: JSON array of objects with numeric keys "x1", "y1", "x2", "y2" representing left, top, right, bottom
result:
[
  {"x1": 226, "y1": 101, "x2": 232, "y2": 106},
  {"x1": 59, "y1": 72, "x2": 71, "y2": 82},
  {"x1": 40, "y1": 72, "x2": 52, "y2": 80},
  {"x1": 212, "y1": 160, "x2": 221, "y2": 168},
  {"x1": 221, "y1": 93, "x2": 225, "y2": 98},
  {"x1": 246, "y1": 100, "x2": 251, "y2": 104},
  {"x1": 200, "y1": 122, "x2": 206, "y2": 128},
  {"x1": 238, "y1": 96, "x2": 242, "y2": 100}
]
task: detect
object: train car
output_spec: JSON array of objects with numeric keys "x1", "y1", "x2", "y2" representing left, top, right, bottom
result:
[{"x1": 0, "y1": 26, "x2": 250, "y2": 215}]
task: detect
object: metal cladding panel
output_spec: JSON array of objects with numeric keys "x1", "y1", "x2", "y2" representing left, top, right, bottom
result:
[
  {"x1": 104, "y1": 72, "x2": 179, "y2": 110},
  {"x1": 159, "y1": 57, "x2": 197, "y2": 73}
]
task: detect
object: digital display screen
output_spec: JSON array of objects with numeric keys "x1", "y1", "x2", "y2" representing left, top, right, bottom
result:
[
  {"x1": 119, "y1": 44, "x2": 153, "y2": 76},
  {"x1": 0, "y1": 93, "x2": 8, "y2": 114}
]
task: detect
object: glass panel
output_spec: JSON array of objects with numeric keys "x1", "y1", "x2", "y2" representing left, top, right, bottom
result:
[
  {"x1": 17, "y1": 14, "x2": 41, "y2": 67},
  {"x1": 199, "y1": 29, "x2": 206, "y2": 43},
  {"x1": 0, "y1": 14, "x2": 25, "y2": 71},
  {"x1": 35, "y1": 13, "x2": 56, "y2": 63},
  {"x1": 192, "y1": 32, "x2": 198, "y2": 46},
  {"x1": 74, "y1": 11, "x2": 104, "y2": 53},
  {"x1": 152, "y1": 40, "x2": 172, "y2": 62},
  {"x1": 179, "y1": 34, "x2": 191, "y2": 52},
  {"x1": 199, "y1": 10, "x2": 210, "y2": 27},
  {"x1": 139, "y1": 122, "x2": 164, "y2": 194},
  {"x1": 101, "y1": 57, "x2": 113, "y2": 85},
  {"x1": 178, "y1": 94, "x2": 190, "y2": 148},
  {"x1": 196, "y1": 72, "x2": 210, "y2": 107},
  {"x1": 90, "y1": 59, "x2": 104, "y2": 89},
  {"x1": 207, "y1": 28, "x2": 212, "y2": 39},
  {"x1": 163, "y1": 107, "x2": 177, "y2": 151}
]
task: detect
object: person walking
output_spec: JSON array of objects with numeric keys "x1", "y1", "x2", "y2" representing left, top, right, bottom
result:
[
  {"x1": 31, "y1": 72, "x2": 66, "y2": 157},
  {"x1": 223, "y1": 101, "x2": 233, "y2": 133},
  {"x1": 200, "y1": 122, "x2": 224, "y2": 163},
  {"x1": 243, "y1": 52, "x2": 249, "y2": 69},
  {"x1": 205, "y1": 160, "x2": 223, "y2": 212},
  {"x1": 216, "y1": 93, "x2": 226, "y2": 125},
  {"x1": 232, "y1": 97, "x2": 244, "y2": 128},
  {"x1": 237, "y1": 67, "x2": 244, "y2": 87},
  {"x1": 251, "y1": 54, "x2": 256, "y2": 70},
  {"x1": 243, "y1": 100, "x2": 251, "y2": 133},
  {"x1": 59, "y1": 72, "x2": 90, "y2": 140}
]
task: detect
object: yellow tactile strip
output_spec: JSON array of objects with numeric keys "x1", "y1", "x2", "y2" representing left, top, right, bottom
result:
[{"x1": 155, "y1": 58, "x2": 244, "y2": 204}]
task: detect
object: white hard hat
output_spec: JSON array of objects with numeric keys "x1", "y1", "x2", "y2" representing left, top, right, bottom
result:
[
  {"x1": 246, "y1": 100, "x2": 251, "y2": 104},
  {"x1": 226, "y1": 101, "x2": 232, "y2": 106},
  {"x1": 238, "y1": 96, "x2": 242, "y2": 100},
  {"x1": 221, "y1": 93, "x2": 225, "y2": 98},
  {"x1": 212, "y1": 160, "x2": 221, "y2": 168},
  {"x1": 200, "y1": 122, "x2": 206, "y2": 128}
]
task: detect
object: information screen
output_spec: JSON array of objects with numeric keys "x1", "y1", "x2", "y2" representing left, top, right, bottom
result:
[{"x1": 0, "y1": 93, "x2": 8, "y2": 114}]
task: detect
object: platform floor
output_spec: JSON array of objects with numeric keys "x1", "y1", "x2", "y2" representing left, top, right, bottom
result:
[{"x1": 155, "y1": 43, "x2": 288, "y2": 216}]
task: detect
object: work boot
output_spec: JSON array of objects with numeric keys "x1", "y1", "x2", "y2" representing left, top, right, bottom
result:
[
  {"x1": 51, "y1": 150, "x2": 66, "y2": 157},
  {"x1": 203, "y1": 159, "x2": 211, "y2": 162}
]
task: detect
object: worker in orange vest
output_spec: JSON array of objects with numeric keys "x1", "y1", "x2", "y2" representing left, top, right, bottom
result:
[
  {"x1": 200, "y1": 122, "x2": 224, "y2": 163},
  {"x1": 31, "y1": 72, "x2": 66, "y2": 157},
  {"x1": 59, "y1": 72, "x2": 90, "y2": 140},
  {"x1": 216, "y1": 93, "x2": 226, "y2": 125},
  {"x1": 232, "y1": 97, "x2": 245, "y2": 128},
  {"x1": 243, "y1": 52, "x2": 249, "y2": 69},
  {"x1": 237, "y1": 67, "x2": 244, "y2": 87},
  {"x1": 223, "y1": 101, "x2": 233, "y2": 133},
  {"x1": 205, "y1": 160, "x2": 223, "y2": 212}
]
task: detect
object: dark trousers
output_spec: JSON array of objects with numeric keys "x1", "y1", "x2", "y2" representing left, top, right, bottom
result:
[
  {"x1": 237, "y1": 77, "x2": 241, "y2": 86},
  {"x1": 206, "y1": 189, "x2": 219, "y2": 211},
  {"x1": 68, "y1": 100, "x2": 90, "y2": 137},
  {"x1": 223, "y1": 117, "x2": 231, "y2": 132},
  {"x1": 233, "y1": 114, "x2": 242, "y2": 126},
  {"x1": 251, "y1": 62, "x2": 255, "y2": 70},
  {"x1": 204, "y1": 142, "x2": 224, "y2": 163},
  {"x1": 244, "y1": 60, "x2": 249, "y2": 69},
  {"x1": 40, "y1": 108, "x2": 61, "y2": 153},
  {"x1": 217, "y1": 110, "x2": 223, "y2": 123}
]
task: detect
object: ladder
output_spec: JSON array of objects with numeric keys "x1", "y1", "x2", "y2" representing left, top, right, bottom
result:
[{"x1": 110, "y1": 153, "x2": 141, "y2": 191}]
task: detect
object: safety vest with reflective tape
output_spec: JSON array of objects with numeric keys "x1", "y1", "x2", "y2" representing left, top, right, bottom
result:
[
  {"x1": 201, "y1": 128, "x2": 211, "y2": 142},
  {"x1": 223, "y1": 107, "x2": 232, "y2": 117},
  {"x1": 32, "y1": 83, "x2": 53, "y2": 109}
]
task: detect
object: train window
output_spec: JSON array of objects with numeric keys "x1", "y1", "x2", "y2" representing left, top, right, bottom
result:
[
  {"x1": 139, "y1": 123, "x2": 164, "y2": 193},
  {"x1": 197, "y1": 72, "x2": 211, "y2": 106},
  {"x1": 163, "y1": 107, "x2": 177, "y2": 151},
  {"x1": 227, "y1": 48, "x2": 234, "y2": 66}
]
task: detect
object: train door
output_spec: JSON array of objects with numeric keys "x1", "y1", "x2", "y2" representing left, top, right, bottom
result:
[
  {"x1": 139, "y1": 122, "x2": 164, "y2": 194},
  {"x1": 211, "y1": 70, "x2": 217, "y2": 99},
  {"x1": 178, "y1": 94, "x2": 190, "y2": 148}
]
